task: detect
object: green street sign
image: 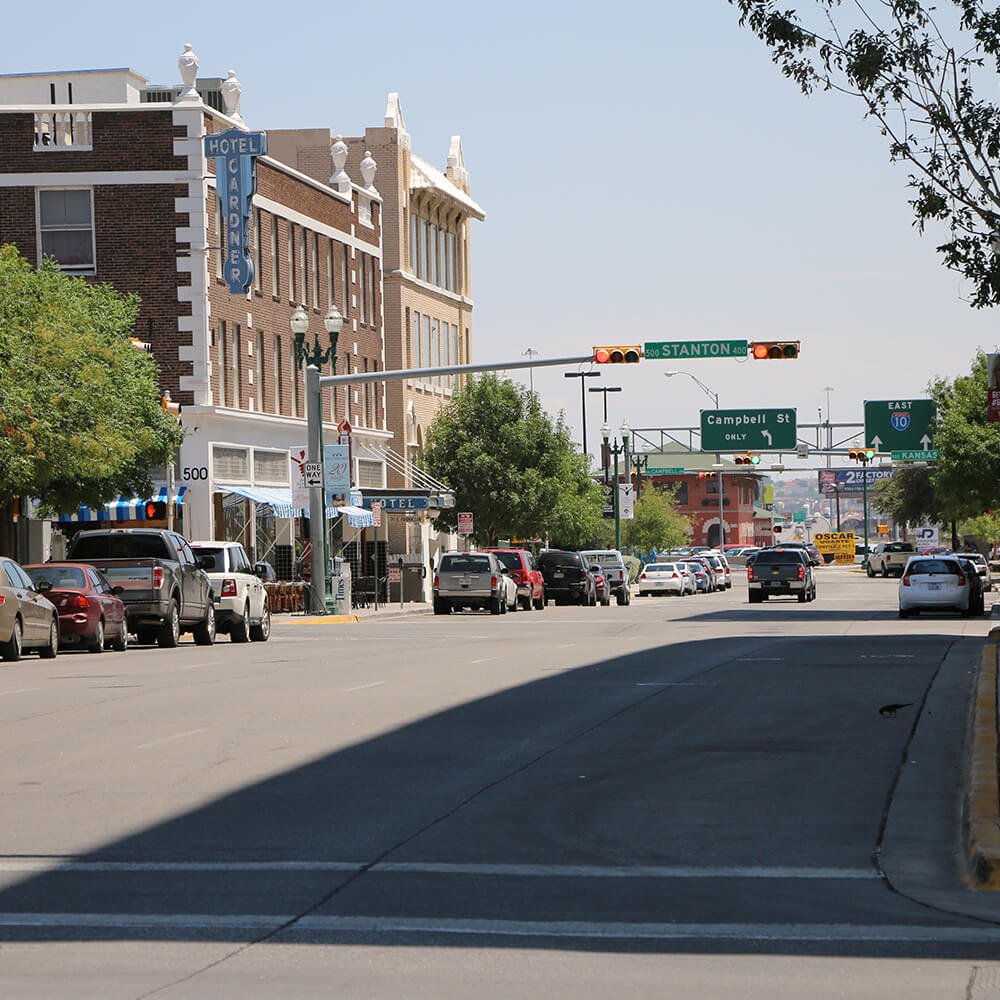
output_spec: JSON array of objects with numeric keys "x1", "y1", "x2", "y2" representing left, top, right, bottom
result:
[
  {"x1": 700, "y1": 408, "x2": 797, "y2": 451},
  {"x1": 891, "y1": 449, "x2": 939, "y2": 461},
  {"x1": 793, "y1": 510, "x2": 807, "y2": 523},
  {"x1": 644, "y1": 340, "x2": 748, "y2": 361},
  {"x1": 864, "y1": 399, "x2": 936, "y2": 453},
  {"x1": 645, "y1": 466, "x2": 685, "y2": 475}
]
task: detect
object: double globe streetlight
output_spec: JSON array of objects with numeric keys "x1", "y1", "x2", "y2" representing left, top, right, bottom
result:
[
  {"x1": 601, "y1": 419, "x2": 631, "y2": 552},
  {"x1": 290, "y1": 303, "x2": 344, "y2": 614}
]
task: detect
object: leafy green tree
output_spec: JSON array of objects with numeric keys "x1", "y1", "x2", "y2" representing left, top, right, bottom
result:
[
  {"x1": 622, "y1": 488, "x2": 691, "y2": 555},
  {"x1": 422, "y1": 374, "x2": 605, "y2": 547},
  {"x1": 0, "y1": 245, "x2": 182, "y2": 551},
  {"x1": 960, "y1": 511, "x2": 1000, "y2": 552},
  {"x1": 732, "y1": 1, "x2": 1000, "y2": 305},
  {"x1": 871, "y1": 465, "x2": 940, "y2": 529}
]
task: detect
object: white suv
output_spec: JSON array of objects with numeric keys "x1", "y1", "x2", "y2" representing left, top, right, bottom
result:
[{"x1": 189, "y1": 541, "x2": 270, "y2": 642}]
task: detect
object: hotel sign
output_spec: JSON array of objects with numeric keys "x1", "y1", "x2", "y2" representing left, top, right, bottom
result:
[{"x1": 204, "y1": 129, "x2": 267, "y2": 295}]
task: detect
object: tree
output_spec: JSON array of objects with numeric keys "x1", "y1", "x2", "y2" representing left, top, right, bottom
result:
[
  {"x1": 422, "y1": 374, "x2": 606, "y2": 547},
  {"x1": 621, "y1": 489, "x2": 691, "y2": 555},
  {"x1": 871, "y1": 464, "x2": 940, "y2": 528},
  {"x1": 959, "y1": 510, "x2": 1000, "y2": 552},
  {"x1": 0, "y1": 245, "x2": 183, "y2": 553},
  {"x1": 733, "y1": 1, "x2": 1000, "y2": 305}
]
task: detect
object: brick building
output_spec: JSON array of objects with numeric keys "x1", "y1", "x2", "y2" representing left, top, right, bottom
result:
[
  {"x1": 266, "y1": 94, "x2": 484, "y2": 596},
  {"x1": 0, "y1": 51, "x2": 390, "y2": 582}
]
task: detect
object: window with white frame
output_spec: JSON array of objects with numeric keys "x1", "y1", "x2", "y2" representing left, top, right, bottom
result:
[
  {"x1": 358, "y1": 252, "x2": 367, "y2": 324},
  {"x1": 38, "y1": 188, "x2": 95, "y2": 274},
  {"x1": 311, "y1": 232, "x2": 319, "y2": 309},
  {"x1": 451, "y1": 324, "x2": 460, "y2": 387},
  {"x1": 412, "y1": 311, "x2": 421, "y2": 367},
  {"x1": 300, "y1": 227, "x2": 307, "y2": 305},
  {"x1": 357, "y1": 459, "x2": 383, "y2": 489},
  {"x1": 213, "y1": 445, "x2": 249, "y2": 481},
  {"x1": 232, "y1": 325, "x2": 241, "y2": 409},
  {"x1": 423, "y1": 315, "x2": 432, "y2": 382},
  {"x1": 429, "y1": 223, "x2": 437, "y2": 286},
  {"x1": 439, "y1": 228, "x2": 447, "y2": 289},
  {"x1": 217, "y1": 323, "x2": 227, "y2": 406},
  {"x1": 419, "y1": 218, "x2": 428, "y2": 280},
  {"x1": 326, "y1": 239, "x2": 334, "y2": 307},
  {"x1": 432, "y1": 319, "x2": 441, "y2": 385},
  {"x1": 287, "y1": 223, "x2": 295, "y2": 303},
  {"x1": 270, "y1": 216, "x2": 279, "y2": 297},
  {"x1": 256, "y1": 331, "x2": 264, "y2": 411},
  {"x1": 369, "y1": 257, "x2": 377, "y2": 326},
  {"x1": 340, "y1": 244, "x2": 349, "y2": 317}
]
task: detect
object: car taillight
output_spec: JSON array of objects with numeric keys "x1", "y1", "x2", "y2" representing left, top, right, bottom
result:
[
  {"x1": 902, "y1": 573, "x2": 911, "y2": 587},
  {"x1": 491, "y1": 575, "x2": 498, "y2": 588},
  {"x1": 955, "y1": 570, "x2": 965, "y2": 585},
  {"x1": 747, "y1": 567, "x2": 754, "y2": 580},
  {"x1": 433, "y1": 574, "x2": 439, "y2": 588},
  {"x1": 221, "y1": 578, "x2": 237, "y2": 598},
  {"x1": 0, "y1": 595, "x2": 5, "y2": 605},
  {"x1": 65, "y1": 595, "x2": 90, "y2": 610},
  {"x1": 639, "y1": 572, "x2": 647, "y2": 580},
  {"x1": 671, "y1": 572, "x2": 679, "y2": 579},
  {"x1": 152, "y1": 566, "x2": 164, "y2": 590},
  {"x1": 797, "y1": 565, "x2": 805, "y2": 580}
]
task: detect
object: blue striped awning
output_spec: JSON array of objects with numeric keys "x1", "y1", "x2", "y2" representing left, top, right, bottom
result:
[
  {"x1": 335, "y1": 504, "x2": 374, "y2": 529},
  {"x1": 57, "y1": 485, "x2": 187, "y2": 523},
  {"x1": 217, "y1": 483, "x2": 298, "y2": 518}
]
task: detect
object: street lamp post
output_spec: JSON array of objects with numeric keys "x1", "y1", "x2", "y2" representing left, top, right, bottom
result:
[
  {"x1": 628, "y1": 429, "x2": 647, "y2": 501},
  {"x1": 291, "y1": 303, "x2": 343, "y2": 614},
  {"x1": 589, "y1": 385, "x2": 621, "y2": 482},
  {"x1": 664, "y1": 371, "x2": 724, "y2": 549},
  {"x1": 602, "y1": 421, "x2": 629, "y2": 551},
  {"x1": 564, "y1": 370, "x2": 600, "y2": 458}
]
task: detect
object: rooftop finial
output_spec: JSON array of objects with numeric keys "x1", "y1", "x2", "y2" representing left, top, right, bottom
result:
[
  {"x1": 221, "y1": 69, "x2": 245, "y2": 127},
  {"x1": 176, "y1": 43, "x2": 200, "y2": 104}
]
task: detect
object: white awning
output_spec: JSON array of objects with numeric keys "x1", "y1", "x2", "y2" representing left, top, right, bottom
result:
[
  {"x1": 216, "y1": 483, "x2": 297, "y2": 518},
  {"x1": 336, "y1": 504, "x2": 374, "y2": 528}
]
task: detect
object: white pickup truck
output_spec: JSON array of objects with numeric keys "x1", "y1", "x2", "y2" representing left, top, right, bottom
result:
[
  {"x1": 580, "y1": 549, "x2": 631, "y2": 606},
  {"x1": 867, "y1": 541, "x2": 916, "y2": 578}
]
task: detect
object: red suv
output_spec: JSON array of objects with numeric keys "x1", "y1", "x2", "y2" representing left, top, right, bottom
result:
[{"x1": 481, "y1": 549, "x2": 545, "y2": 610}]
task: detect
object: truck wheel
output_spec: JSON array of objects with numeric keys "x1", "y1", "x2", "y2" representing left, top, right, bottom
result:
[
  {"x1": 866, "y1": 564, "x2": 875, "y2": 578},
  {"x1": 0, "y1": 618, "x2": 22, "y2": 661},
  {"x1": 249, "y1": 601, "x2": 270, "y2": 642},
  {"x1": 881, "y1": 564, "x2": 889, "y2": 578},
  {"x1": 158, "y1": 601, "x2": 180, "y2": 648},
  {"x1": 490, "y1": 595, "x2": 503, "y2": 615},
  {"x1": 533, "y1": 591, "x2": 545, "y2": 610},
  {"x1": 38, "y1": 618, "x2": 59, "y2": 659},
  {"x1": 433, "y1": 596, "x2": 450, "y2": 615},
  {"x1": 520, "y1": 595, "x2": 532, "y2": 611},
  {"x1": 88, "y1": 619, "x2": 105, "y2": 654},
  {"x1": 231, "y1": 603, "x2": 250, "y2": 643},
  {"x1": 193, "y1": 602, "x2": 216, "y2": 646}
]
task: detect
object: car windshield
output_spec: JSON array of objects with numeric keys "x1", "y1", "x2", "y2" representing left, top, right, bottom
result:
[
  {"x1": 703, "y1": 555, "x2": 722, "y2": 569},
  {"x1": 582, "y1": 552, "x2": 622, "y2": 565},
  {"x1": 439, "y1": 555, "x2": 491, "y2": 573},
  {"x1": 191, "y1": 547, "x2": 227, "y2": 571},
  {"x1": 25, "y1": 566, "x2": 87, "y2": 589},
  {"x1": 754, "y1": 550, "x2": 805, "y2": 565},
  {"x1": 885, "y1": 542, "x2": 915, "y2": 552},
  {"x1": 908, "y1": 559, "x2": 961, "y2": 576},
  {"x1": 647, "y1": 564, "x2": 675, "y2": 573},
  {"x1": 490, "y1": 551, "x2": 521, "y2": 572}
]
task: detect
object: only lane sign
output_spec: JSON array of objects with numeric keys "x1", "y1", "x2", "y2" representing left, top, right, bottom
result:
[{"x1": 700, "y1": 408, "x2": 797, "y2": 451}]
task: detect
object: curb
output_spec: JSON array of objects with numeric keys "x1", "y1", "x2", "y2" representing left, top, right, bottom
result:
[
  {"x1": 282, "y1": 615, "x2": 362, "y2": 625},
  {"x1": 963, "y1": 627, "x2": 1000, "y2": 888}
]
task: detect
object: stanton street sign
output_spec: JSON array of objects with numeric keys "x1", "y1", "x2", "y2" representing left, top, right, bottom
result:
[
  {"x1": 700, "y1": 408, "x2": 797, "y2": 452},
  {"x1": 864, "y1": 399, "x2": 936, "y2": 454},
  {"x1": 644, "y1": 340, "x2": 748, "y2": 361}
]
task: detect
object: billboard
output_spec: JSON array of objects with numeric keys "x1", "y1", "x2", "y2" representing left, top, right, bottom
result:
[{"x1": 818, "y1": 468, "x2": 894, "y2": 497}]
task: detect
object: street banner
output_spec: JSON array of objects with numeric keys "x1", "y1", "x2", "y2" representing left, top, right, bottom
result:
[
  {"x1": 989, "y1": 354, "x2": 1000, "y2": 421},
  {"x1": 370, "y1": 500, "x2": 383, "y2": 528},
  {"x1": 814, "y1": 530, "x2": 856, "y2": 565},
  {"x1": 323, "y1": 444, "x2": 351, "y2": 506},
  {"x1": 619, "y1": 483, "x2": 635, "y2": 520},
  {"x1": 290, "y1": 448, "x2": 310, "y2": 509}
]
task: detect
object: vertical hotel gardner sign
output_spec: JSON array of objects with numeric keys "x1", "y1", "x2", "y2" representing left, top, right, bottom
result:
[{"x1": 204, "y1": 129, "x2": 267, "y2": 295}]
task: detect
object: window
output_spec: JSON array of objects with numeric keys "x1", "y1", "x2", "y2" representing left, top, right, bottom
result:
[
  {"x1": 232, "y1": 325, "x2": 242, "y2": 408},
  {"x1": 358, "y1": 252, "x2": 367, "y2": 324},
  {"x1": 213, "y1": 446, "x2": 249, "y2": 481},
  {"x1": 256, "y1": 331, "x2": 264, "y2": 411},
  {"x1": 253, "y1": 449, "x2": 288, "y2": 484},
  {"x1": 410, "y1": 214, "x2": 418, "y2": 275},
  {"x1": 419, "y1": 218, "x2": 428, "y2": 280},
  {"x1": 429, "y1": 223, "x2": 437, "y2": 285},
  {"x1": 311, "y1": 232, "x2": 319, "y2": 309},
  {"x1": 214, "y1": 197, "x2": 223, "y2": 279},
  {"x1": 423, "y1": 316, "x2": 432, "y2": 380},
  {"x1": 340, "y1": 245, "x2": 350, "y2": 317},
  {"x1": 363, "y1": 358, "x2": 369, "y2": 426},
  {"x1": 450, "y1": 324, "x2": 460, "y2": 387},
  {"x1": 439, "y1": 227, "x2": 447, "y2": 288},
  {"x1": 300, "y1": 227, "x2": 307, "y2": 305},
  {"x1": 38, "y1": 188, "x2": 95, "y2": 273},
  {"x1": 270, "y1": 216, "x2": 279, "y2": 297},
  {"x1": 287, "y1": 223, "x2": 295, "y2": 303},
  {"x1": 326, "y1": 240, "x2": 333, "y2": 307},
  {"x1": 412, "y1": 311, "x2": 421, "y2": 367},
  {"x1": 274, "y1": 335, "x2": 283, "y2": 414},
  {"x1": 253, "y1": 208, "x2": 262, "y2": 291},
  {"x1": 291, "y1": 354, "x2": 298, "y2": 417},
  {"x1": 219, "y1": 321, "x2": 228, "y2": 406},
  {"x1": 370, "y1": 256, "x2": 377, "y2": 326},
  {"x1": 448, "y1": 232, "x2": 457, "y2": 291},
  {"x1": 432, "y1": 319, "x2": 440, "y2": 383},
  {"x1": 357, "y1": 460, "x2": 383, "y2": 489}
]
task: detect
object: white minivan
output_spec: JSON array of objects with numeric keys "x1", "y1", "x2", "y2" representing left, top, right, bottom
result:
[{"x1": 189, "y1": 541, "x2": 270, "y2": 642}]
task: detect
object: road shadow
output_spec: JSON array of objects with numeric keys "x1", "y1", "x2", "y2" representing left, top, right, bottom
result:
[{"x1": 1, "y1": 632, "x2": 997, "y2": 955}]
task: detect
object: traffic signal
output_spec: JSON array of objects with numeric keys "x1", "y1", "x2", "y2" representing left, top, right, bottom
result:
[
  {"x1": 734, "y1": 453, "x2": 760, "y2": 466},
  {"x1": 773, "y1": 524, "x2": 783, "y2": 533},
  {"x1": 593, "y1": 345, "x2": 642, "y2": 364},
  {"x1": 144, "y1": 501, "x2": 168, "y2": 519},
  {"x1": 697, "y1": 472, "x2": 718, "y2": 480},
  {"x1": 849, "y1": 447, "x2": 876, "y2": 462},
  {"x1": 161, "y1": 392, "x2": 180, "y2": 418},
  {"x1": 749, "y1": 341, "x2": 800, "y2": 360}
]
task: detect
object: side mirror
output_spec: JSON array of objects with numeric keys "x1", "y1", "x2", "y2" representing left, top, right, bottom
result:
[
  {"x1": 111, "y1": 586, "x2": 125, "y2": 595},
  {"x1": 500, "y1": 566, "x2": 509, "y2": 574},
  {"x1": 590, "y1": 566, "x2": 601, "y2": 574},
  {"x1": 36, "y1": 580, "x2": 53, "y2": 593},
  {"x1": 254, "y1": 563, "x2": 267, "y2": 579}
]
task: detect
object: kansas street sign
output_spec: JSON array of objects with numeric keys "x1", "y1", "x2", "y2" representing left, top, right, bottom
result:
[
  {"x1": 204, "y1": 129, "x2": 267, "y2": 295},
  {"x1": 700, "y1": 408, "x2": 797, "y2": 451},
  {"x1": 864, "y1": 399, "x2": 936, "y2": 453}
]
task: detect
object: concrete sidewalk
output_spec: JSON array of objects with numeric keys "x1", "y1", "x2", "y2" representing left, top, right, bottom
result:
[{"x1": 277, "y1": 602, "x2": 432, "y2": 625}]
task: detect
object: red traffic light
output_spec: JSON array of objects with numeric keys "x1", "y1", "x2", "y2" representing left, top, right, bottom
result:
[
  {"x1": 750, "y1": 341, "x2": 800, "y2": 360},
  {"x1": 145, "y1": 501, "x2": 168, "y2": 519},
  {"x1": 593, "y1": 345, "x2": 642, "y2": 364},
  {"x1": 773, "y1": 524, "x2": 783, "y2": 533}
]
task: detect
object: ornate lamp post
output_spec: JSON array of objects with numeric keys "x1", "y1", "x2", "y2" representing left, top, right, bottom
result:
[
  {"x1": 602, "y1": 421, "x2": 628, "y2": 552},
  {"x1": 628, "y1": 427, "x2": 648, "y2": 501},
  {"x1": 291, "y1": 304, "x2": 343, "y2": 612}
]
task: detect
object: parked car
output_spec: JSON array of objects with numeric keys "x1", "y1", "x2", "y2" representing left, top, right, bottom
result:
[
  {"x1": 433, "y1": 551, "x2": 514, "y2": 615},
  {"x1": 637, "y1": 562, "x2": 689, "y2": 597},
  {"x1": 482, "y1": 548, "x2": 545, "y2": 610},
  {"x1": 899, "y1": 555, "x2": 977, "y2": 617},
  {"x1": 0, "y1": 557, "x2": 59, "y2": 661},
  {"x1": 699, "y1": 552, "x2": 729, "y2": 590},
  {"x1": 867, "y1": 541, "x2": 916, "y2": 578},
  {"x1": 537, "y1": 550, "x2": 597, "y2": 606},
  {"x1": 678, "y1": 559, "x2": 712, "y2": 592},
  {"x1": 190, "y1": 541, "x2": 271, "y2": 642},
  {"x1": 579, "y1": 549, "x2": 631, "y2": 605},
  {"x1": 703, "y1": 550, "x2": 733, "y2": 588},
  {"x1": 747, "y1": 549, "x2": 816, "y2": 603},
  {"x1": 768, "y1": 541, "x2": 821, "y2": 567},
  {"x1": 66, "y1": 529, "x2": 215, "y2": 648},
  {"x1": 957, "y1": 556, "x2": 987, "y2": 616},
  {"x1": 682, "y1": 556, "x2": 719, "y2": 592},
  {"x1": 591, "y1": 569, "x2": 611, "y2": 606},
  {"x1": 22, "y1": 562, "x2": 127, "y2": 653},
  {"x1": 961, "y1": 552, "x2": 993, "y2": 592}
]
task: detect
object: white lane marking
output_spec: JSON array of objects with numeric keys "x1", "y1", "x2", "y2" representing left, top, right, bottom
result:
[
  {"x1": 0, "y1": 860, "x2": 875, "y2": 880},
  {"x1": 342, "y1": 681, "x2": 384, "y2": 692},
  {"x1": 862, "y1": 655, "x2": 916, "y2": 659},
  {"x1": 136, "y1": 728, "x2": 207, "y2": 750},
  {"x1": 557, "y1": 644, "x2": 577, "y2": 649},
  {"x1": 636, "y1": 682, "x2": 718, "y2": 687},
  {"x1": 470, "y1": 657, "x2": 499, "y2": 665},
  {"x1": 0, "y1": 687, "x2": 40, "y2": 697},
  {"x1": 175, "y1": 661, "x2": 222, "y2": 671},
  {"x1": 0, "y1": 913, "x2": 996, "y2": 943}
]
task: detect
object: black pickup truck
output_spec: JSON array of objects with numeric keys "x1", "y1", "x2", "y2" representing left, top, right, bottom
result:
[
  {"x1": 746, "y1": 548, "x2": 817, "y2": 603},
  {"x1": 66, "y1": 529, "x2": 215, "y2": 647}
]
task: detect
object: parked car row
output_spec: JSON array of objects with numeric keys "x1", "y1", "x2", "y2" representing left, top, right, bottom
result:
[
  {"x1": 0, "y1": 529, "x2": 272, "y2": 661},
  {"x1": 432, "y1": 548, "x2": 633, "y2": 615},
  {"x1": 638, "y1": 550, "x2": 732, "y2": 597}
]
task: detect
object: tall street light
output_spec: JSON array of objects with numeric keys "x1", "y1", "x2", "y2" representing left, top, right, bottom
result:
[
  {"x1": 291, "y1": 303, "x2": 343, "y2": 613},
  {"x1": 589, "y1": 385, "x2": 622, "y2": 482},
  {"x1": 664, "y1": 370, "x2": 725, "y2": 549},
  {"x1": 627, "y1": 426, "x2": 647, "y2": 501},
  {"x1": 565, "y1": 370, "x2": 600, "y2": 458}
]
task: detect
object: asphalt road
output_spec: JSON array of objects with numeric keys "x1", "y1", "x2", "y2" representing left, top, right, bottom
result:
[{"x1": 1, "y1": 565, "x2": 998, "y2": 998}]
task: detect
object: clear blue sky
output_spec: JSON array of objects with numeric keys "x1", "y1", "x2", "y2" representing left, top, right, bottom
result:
[{"x1": 4, "y1": 1, "x2": 997, "y2": 463}]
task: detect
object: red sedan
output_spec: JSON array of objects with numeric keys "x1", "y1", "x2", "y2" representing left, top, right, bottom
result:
[{"x1": 23, "y1": 562, "x2": 128, "y2": 653}]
